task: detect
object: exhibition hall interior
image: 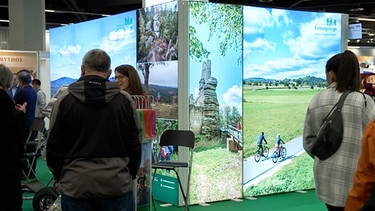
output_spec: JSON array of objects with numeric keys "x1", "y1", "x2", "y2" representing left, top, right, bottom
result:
[{"x1": 1, "y1": 0, "x2": 375, "y2": 211}]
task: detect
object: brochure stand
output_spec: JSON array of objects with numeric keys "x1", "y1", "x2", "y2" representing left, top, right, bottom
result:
[{"x1": 132, "y1": 95, "x2": 156, "y2": 211}]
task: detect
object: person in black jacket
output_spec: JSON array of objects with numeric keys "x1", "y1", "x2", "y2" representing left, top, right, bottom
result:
[
  {"x1": 46, "y1": 49, "x2": 142, "y2": 211},
  {"x1": 0, "y1": 64, "x2": 27, "y2": 211}
]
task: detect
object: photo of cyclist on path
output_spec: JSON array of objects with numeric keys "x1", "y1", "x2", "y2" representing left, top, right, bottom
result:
[
  {"x1": 257, "y1": 132, "x2": 267, "y2": 156},
  {"x1": 274, "y1": 133, "x2": 285, "y2": 157}
]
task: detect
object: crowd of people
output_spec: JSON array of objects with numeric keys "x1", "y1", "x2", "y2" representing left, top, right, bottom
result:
[
  {"x1": 1, "y1": 49, "x2": 146, "y2": 210},
  {"x1": 1, "y1": 66, "x2": 49, "y2": 210},
  {"x1": 4, "y1": 48, "x2": 375, "y2": 210}
]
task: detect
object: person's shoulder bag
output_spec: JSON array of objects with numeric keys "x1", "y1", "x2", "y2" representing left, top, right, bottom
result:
[{"x1": 311, "y1": 91, "x2": 350, "y2": 160}]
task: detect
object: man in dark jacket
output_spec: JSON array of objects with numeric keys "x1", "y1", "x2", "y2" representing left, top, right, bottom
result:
[{"x1": 46, "y1": 49, "x2": 142, "y2": 211}]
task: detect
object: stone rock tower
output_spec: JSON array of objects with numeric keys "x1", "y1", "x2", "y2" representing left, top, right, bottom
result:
[{"x1": 190, "y1": 60, "x2": 220, "y2": 138}]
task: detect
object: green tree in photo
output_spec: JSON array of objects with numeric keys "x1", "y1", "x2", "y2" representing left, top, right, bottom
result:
[
  {"x1": 189, "y1": 2, "x2": 243, "y2": 64},
  {"x1": 137, "y1": 3, "x2": 178, "y2": 91}
]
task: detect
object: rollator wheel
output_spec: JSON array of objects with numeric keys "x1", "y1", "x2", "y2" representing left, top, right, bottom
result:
[{"x1": 32, "y1": 187, "x2": 59, "y2": 211}]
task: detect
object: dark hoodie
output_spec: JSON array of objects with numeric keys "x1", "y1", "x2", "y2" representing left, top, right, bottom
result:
[{"x1": 46, "y1": 75, "x2": 142, "y2": 199}]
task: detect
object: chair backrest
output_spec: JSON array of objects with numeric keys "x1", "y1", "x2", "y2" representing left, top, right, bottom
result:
[
  {"x1": 29, "y1": 119, "x2": 45, "y2": 132},
  {"x1": 159, "y1": 130, "x2": 195, "y2": 149}
]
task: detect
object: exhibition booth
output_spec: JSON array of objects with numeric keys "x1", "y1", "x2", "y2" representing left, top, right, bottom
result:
[{"x1": 5, "y1": 0, "x2": 375, "y2": 210}]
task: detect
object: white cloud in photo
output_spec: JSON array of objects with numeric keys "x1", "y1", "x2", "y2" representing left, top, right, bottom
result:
[
  {"x1": 222, "y1": 85, "x2": 242, "y2": 114},
  {"x1": 58, "y1": 45, "x2": 81, "y2": 57},
  {"x1": 282, "y1": 30, "x2": 294, "y2": 39},
  {"x1": 284, "y1": 14, "x2": 341, "y2": 60},
  {"x1": 244, "y1": 57, "x2": 325, "y2": 79},
  {"x1": 100, "y1": 28, "x2": 136, "y2": 55},
  {"x1": 49, "y1": 45, "x2": 61, "y2": 56},
  {"x1": 193, "y1": 87, "x2": 199, "y2": 99},
  {"x1": 271, "y1": 9, "x2": 291, "y2": 27},
  {"x1": 243, "y1": 7, "x2": 273, "y2": 35},
  {"x1": 122, "y1": 54, "x2": 131, "y2": 62},
  {"x1": 108, "y1": 28, "x2": 132, "y2": 41},
  {"x1": 243, "y1": 10, "x2": 341, "y2": 80},
  {"x1": 244, "y1": 38, "x2": 276, "y2": 55},
  {"x1": 144, "y1": 61, "x2": 178, "y2": 88}
]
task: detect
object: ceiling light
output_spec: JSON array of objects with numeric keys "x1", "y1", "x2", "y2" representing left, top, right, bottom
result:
[
  {"x1": 258, "y1": 0, "x2": 273, "y2": 2},
  {"x1": 45, "y1": 9, "x2": 55, "y2": 13},
  {"x1": 369, "y1": 33, "x2": 375, "y2": 36},
  {"x1": 358, "y1": 18, "x2": 375, "y2": 22},
  {"x1": 350, "y1": 7, "x2": 364, "y2": 12},
  {"x1": 0, "y1": 19, "x2": 9, "y2": 23}
]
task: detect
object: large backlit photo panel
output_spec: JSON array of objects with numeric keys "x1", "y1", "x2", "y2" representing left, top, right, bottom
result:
[
  {"x1": 137, "y1": 1, "x2": 178, "y2": 120},
  {"x1": 49, "y1": 10, "x2": 137, "y2": 97},
  {"x1": 189, "y1": 2, "x2": 243, "y2": 204},
  {"x1": 137, "y1": 1, "x2": 180, "y2": 205},
  {"x1": 242, "y1": 6, "x2": 342, "y2": 197}
]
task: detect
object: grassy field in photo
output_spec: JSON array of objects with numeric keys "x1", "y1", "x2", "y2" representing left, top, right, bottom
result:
[
  {"x1": 242, "y1": 85, "x2": 321, "y2": 196},
  {"x1": 242, "y1": 86, "x2": 320, "y2": 159},
  {"x1": 154, "y1": 86, "x2": 323, "y2": 202}
]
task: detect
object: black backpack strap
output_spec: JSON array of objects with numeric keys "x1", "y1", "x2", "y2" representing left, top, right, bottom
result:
[
  {"x1": 356, "y1": 91, "x2": 367, "y2": 107},
  {"x1": 336, "y1": 91, "x2": 350, "y2": 111},
  {"x1": 320, "y1": 91, "x2": 350, "y2": 126}
]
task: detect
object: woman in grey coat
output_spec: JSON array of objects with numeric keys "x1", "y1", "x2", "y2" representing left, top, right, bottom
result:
[{"x1": 303, "y1": 50, "x2": 375, "y2": 211}]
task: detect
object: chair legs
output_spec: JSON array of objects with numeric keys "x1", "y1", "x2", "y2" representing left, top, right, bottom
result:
[
  {"x1": 173, "y1": 169, "x2": 189, "y2": 211},
  {"x1": 151, "y1": 168, "x2": 190, "y2": 211},
  {"x1": 151, "y1": 168, "x2": 158, "y2": 211}
]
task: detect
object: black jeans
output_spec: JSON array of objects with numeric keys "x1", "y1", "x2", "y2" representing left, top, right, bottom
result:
[{"x1": 61, "y1": 190, "x2": 135, "y2": 211}]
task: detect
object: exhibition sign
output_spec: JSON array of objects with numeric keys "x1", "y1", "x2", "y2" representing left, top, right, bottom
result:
[
  {"x1": 348, "y1": 23, "x2": 362, "y2": 39},
  {"x1": 152, "y1": 174, "x2": 179, "y2": 205},
  {"x1": 0, "y1": 50, "x2": 38, "y2": 76}
]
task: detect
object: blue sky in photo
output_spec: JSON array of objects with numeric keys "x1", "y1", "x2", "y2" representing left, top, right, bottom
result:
[
  {"x1": 189, "y1": 4, "x2": 243, "y2": 114},
  {"x1": 49, "y1": 11, "x2": 137, "y2": 81},
  {"x1": 243, "y1": 6, "x2": 342, "y2": 80},
  {"x1": 141, "y1": 61, "x2": 178, "y2": 88}
]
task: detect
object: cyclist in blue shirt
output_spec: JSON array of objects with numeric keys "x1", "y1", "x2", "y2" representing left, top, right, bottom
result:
[
  {"x1": 275, "y1": 133, "x2": 285, "y2": 157},
  {"x1": 257, "y1": 132, "x2": 267, "y2": 156}
]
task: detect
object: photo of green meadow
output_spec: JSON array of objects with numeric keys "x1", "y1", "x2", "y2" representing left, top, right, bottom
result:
[
  {"x1": 242, "y1": 6, "x2": 342, "y2": 197},
  {"x1": 243, "y1": 81, "x2": 321, "y2": 196}
]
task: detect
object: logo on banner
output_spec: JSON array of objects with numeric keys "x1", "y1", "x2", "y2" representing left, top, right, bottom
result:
[{"x1": 314, "y1": 17, "x2": 339, "y2": 35}]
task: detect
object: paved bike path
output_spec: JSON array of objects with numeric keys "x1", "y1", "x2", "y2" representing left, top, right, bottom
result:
[{"x1": 243, "y1": 136, "x2": 305, "y2": 188}]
